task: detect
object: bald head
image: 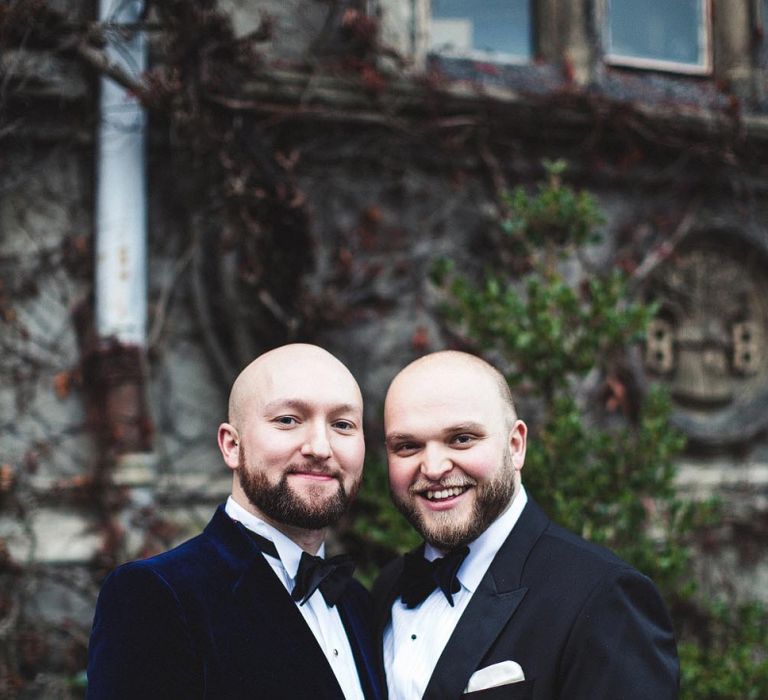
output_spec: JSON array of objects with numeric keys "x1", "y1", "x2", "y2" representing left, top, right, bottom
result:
[
  {"x1": 219, "y1": 343, "x2": 365, "y2": 545},
  {"x1": 228, "y1": 343, "x2": 362, "y2": 429},
  {"x1": 385, "y1": 351, "x2": 516, "y2": 427}
]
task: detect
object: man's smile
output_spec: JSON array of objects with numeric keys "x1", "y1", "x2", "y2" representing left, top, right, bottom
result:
[
  {"x1": 424, "y1": 486, "x2": 470, "y2": 501},
  {"x1": 410, "y1": 483, "x2": 475, "y2": 511}
]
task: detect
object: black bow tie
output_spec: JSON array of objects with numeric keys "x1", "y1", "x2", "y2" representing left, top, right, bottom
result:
[
  {"x1": 246, "y1": 530, "x2": 355, "y2": 607},
  {"x1": 398, "y1": 545, "x2": 470, "y2": 609},
  {"x1": 293, "y1": 551, "x2": 356, "y2": 607}
]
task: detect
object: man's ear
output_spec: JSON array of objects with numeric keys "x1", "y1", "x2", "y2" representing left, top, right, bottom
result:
[
  {"x1": 509, "y1": 419, "x2": 527, "y2": 472},
  {"x1": 218, "y1": 423, "x2": 240, "y2": 470}
]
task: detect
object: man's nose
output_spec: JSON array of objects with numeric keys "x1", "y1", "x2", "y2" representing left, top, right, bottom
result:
[
  {"x1": 420, "y1": 443, "x2": 453, "y2": 480},
  {"x1": 300, "y1": 421, "x2": 331, "y2": 459}
]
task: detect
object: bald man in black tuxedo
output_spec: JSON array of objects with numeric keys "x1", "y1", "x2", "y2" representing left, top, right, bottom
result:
[{"x1": 374, "y1": 351, "x2": 678, "y2": 699}]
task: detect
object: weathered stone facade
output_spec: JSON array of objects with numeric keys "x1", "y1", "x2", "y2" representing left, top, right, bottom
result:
[{"x1": 2, "y1": 0, "x2": 768, "y2": 695}]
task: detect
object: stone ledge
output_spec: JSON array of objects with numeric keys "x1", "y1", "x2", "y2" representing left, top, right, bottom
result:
[
  {"x1": 236, "y1": 67, "x2": 768, "y2": 146},
  {"x1": 0, "y1": 509, "x2": 101, "y2": 565},
  {"x1": 676, "y1": 462, "x2": 768, "y2": 489},
  {"x1": 1, "y1": 49, "x2": 89, "y2": 100}
]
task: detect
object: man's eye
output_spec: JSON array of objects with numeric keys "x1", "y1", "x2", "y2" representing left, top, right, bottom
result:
[
  {"x1": 333, "y1": 420, "x2": 355, "y2": 431},
  {"x1": 274, "y1": 416, "x2": 298, "y2": 426},
  {"x1": 393, "y1": 443, "x2": 418, "y2": 454},
  {"x1": 452, "y1": 434, "x2": 474, "y2": 445}
]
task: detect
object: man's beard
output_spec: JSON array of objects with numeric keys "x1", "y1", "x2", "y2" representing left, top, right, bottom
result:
[
  {"x1": 239, "y1": 447, "x2": 359, "y2": 530},
  {"x1": 390, "y1": 450, "x2": 516, "y2": 550}
]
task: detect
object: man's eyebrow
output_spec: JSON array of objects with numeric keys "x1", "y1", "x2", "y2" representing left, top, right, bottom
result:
[
  {"x1": 262, "y1": 399, "x2": 361, "y2": 415},
  {"x1": 328, "y1": 403, "x2": 363, "y2": 418},
  {"x1": 263, "y1": 399, "x2": 311, "y2": 413},
  {"x1": 444, "y1": 422, "x2": 485, "y2": 434},
  {"x1": 385, "y1": 423, "x2": 485, "y2": 444},
  {"x1": 385, "y1": 432, "x2": 416, "y2": 445}
]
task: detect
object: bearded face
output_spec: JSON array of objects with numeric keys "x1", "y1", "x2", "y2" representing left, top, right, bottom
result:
[
  {"x1": 390, "y1": 448, "x2": 516, "y2": 550},
  {"x1": 384, "y1": 353, "x2": 527, "y2": 552},
  {"x1": 238, "y1": 445, "x2": 361, "y2": 530}
]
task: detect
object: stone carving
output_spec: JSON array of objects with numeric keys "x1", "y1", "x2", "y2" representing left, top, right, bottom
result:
[{"x1": 643, "y1": 234, "x2": 768, "y2": 446}]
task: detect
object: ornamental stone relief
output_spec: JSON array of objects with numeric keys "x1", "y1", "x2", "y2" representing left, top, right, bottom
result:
[{"x1": 642, "y1": 232, "x2": 768, "y2": 447}]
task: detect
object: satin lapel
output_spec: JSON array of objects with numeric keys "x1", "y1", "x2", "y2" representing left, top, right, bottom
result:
[
  {"x1": 422, "y1": 499, "x2": 550, "y2": 700},
  {"x1": 226, "y1": 528, "x2": 345, "y2": 694},
  {"x1": 422, "y1": 579, "x2": 528, "y2": 699}
]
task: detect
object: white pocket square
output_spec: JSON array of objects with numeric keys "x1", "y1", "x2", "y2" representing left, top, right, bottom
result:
[{"x1": 464, "y1": 660, "x2": 526, "y2": 693}]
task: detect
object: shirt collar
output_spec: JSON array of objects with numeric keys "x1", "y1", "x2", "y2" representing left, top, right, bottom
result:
[
  {"x1": 424, "y1": 484, "x2": 528, "y2": 593},
  {"x1": 225, "y1": 495, "x2": 325, "y2": 580}
]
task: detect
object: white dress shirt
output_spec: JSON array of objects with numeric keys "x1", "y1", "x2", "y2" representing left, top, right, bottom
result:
[
  {"x1": 225, "y1": 497, "x2": 365, "y2": 700},
  {"x1": 383, "y1": 486, "x2": 529, "y2": 700}
]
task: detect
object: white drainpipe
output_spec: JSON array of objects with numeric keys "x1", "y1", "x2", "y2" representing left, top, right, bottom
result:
[
  {"x1": 95, "y1": 0, "x2": 147, "y2": 346},
  {"x1": 92, "y1": 0, "x2": 153, "y2": 480}
]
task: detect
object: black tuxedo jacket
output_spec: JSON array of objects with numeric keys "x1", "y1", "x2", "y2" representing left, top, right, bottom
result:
[
  {"x1": 373, "y1": 499, "x2": 679, "y2": 699},
  {"x1": 87, "y1": 505, "x2": 382, "y2": 699}
]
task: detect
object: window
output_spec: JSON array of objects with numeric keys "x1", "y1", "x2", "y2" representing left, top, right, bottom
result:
[
  {"x1": 429, "y1": 0, "x2": 532, "y2": 62},
  {"x1": 605, "y1": 0, "x2": 711, "y2": 74}
]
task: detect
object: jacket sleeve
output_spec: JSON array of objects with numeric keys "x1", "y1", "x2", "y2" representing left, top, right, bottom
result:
[
  {"x1": 557, "y1": 568, "x2": 680, "y2": 699},
  {"x1": 86, "y1": 562, "x2": 204, "y2": 700}
]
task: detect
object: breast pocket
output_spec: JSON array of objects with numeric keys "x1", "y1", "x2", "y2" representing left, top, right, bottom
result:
[{"x1": 462, "y1": 678, "x2": 535, "y2": 698}]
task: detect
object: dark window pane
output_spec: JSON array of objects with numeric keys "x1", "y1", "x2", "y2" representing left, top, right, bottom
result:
[
  {"x1": 607, "y1": 0, "x2": 705, "y2": 66},
  {"x1": 430, "y1": 0, "x2": 531, "y2": 60}
]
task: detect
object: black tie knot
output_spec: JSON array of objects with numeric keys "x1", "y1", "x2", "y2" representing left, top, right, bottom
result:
[
  {"x1": 244, "y1": 528, "x2": 355, "y2": 607},
  {"x1": 398, "y1": 545, "x2": 470, "y2": 609},
  {"x1": 292, "y1": 551, "x2": 356, "y2": 607}
]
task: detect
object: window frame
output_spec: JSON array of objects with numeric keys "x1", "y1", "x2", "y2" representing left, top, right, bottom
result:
[
  {"x1": 426, "y1": 0, "x2": 535, "y2": 66},
  {"x1": 603, "y1": 0, "x2": 713, "y2": 75}
]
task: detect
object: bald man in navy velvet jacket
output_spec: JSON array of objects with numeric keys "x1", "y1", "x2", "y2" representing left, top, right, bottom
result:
[
  {"x1": 87, "y1": 344, "x2": 382, "y2": 700},
  {"x1": 374, "y1": 351, "x2": 679, "y2": 699}
]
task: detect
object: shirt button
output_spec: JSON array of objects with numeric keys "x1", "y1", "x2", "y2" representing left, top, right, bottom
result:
[
  {"x1": 411, "y1": 634, "x2": 417, "y2": 640},
  {"x1": 333, "y1": 649, "x2": 339, "y2": 656}
]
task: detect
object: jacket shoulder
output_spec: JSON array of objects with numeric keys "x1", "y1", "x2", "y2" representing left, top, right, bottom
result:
[
  {"x1": 114, "y1": 530, "x2": 213, "y2": 581},
  {"x1": 100, "y1": 506, "x2": 249, "y2": 595},
  {"x1": 537, "y1": 521, "x2": 639, "y2": 576}
]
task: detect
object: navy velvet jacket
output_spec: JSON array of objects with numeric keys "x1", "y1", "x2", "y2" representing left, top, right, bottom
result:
[
  {"x1": 87, "y1": 505, "x2": 382, "y2": 700},
  {"x1": 373, "y1": 498, "x2": 680, "y2": 699}
]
